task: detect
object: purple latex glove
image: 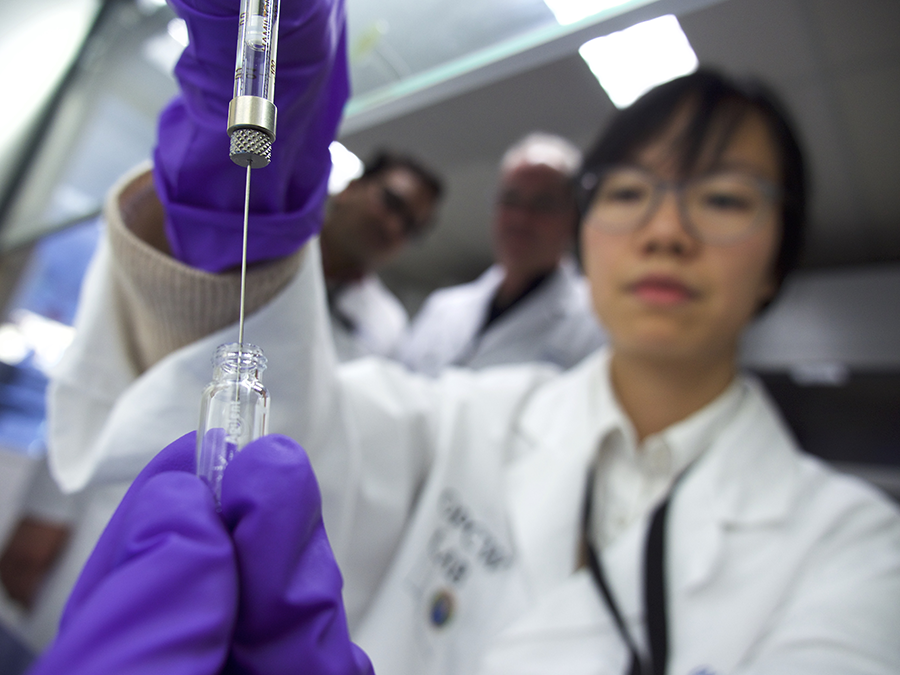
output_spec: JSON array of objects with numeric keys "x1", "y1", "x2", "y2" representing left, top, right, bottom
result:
[
  {"x1": 27, "y1": 433, "x2": 236, "y2": 675},
  {"x1": 219, "y1": 434, "x2": 373, "y2": 674},
  {"x1": 154, "y1": 0, "x2": 349, "y2": 272},
  {"x1": 29, "y1": 433, "x2": 374, "y2": 675}
]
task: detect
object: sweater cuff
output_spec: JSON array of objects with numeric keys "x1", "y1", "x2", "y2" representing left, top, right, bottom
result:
[{"x1": 104, "y1": 163, "x2": 303, "y2": 372}]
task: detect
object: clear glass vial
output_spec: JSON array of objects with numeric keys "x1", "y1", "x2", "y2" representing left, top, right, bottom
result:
[{"x1": 197, "y1": 343, "x2": 269, "y2": 503}]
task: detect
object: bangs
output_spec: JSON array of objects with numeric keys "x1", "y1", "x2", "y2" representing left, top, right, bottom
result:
[{"x1": 648, "y1": 96, "x2": 774, "y2": 179}]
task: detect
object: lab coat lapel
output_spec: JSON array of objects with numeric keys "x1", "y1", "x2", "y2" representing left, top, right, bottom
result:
[
  {"x1": 474, "y1": 265, "x2": 569, "y2": 358},
  {"x1": 671, "y1": 378, "x2": 802, "y2": 592},
  {"x1": 505, "y1": 350, "x2": 616, "y2": 599},
  {"x1": 666, "y1": 379, "x2": 805, "y2": 674},
  {"x1": 444, "y1": 266, "x2": 504, "y2": 365},
  {"x1": 484, "y1": 351, "x2": 632, "y2": 673}
]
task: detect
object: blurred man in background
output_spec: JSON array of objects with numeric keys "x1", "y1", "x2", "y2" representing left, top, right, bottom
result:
[
  {"x1": 396, "y1": 133, "x2": 605, "y2": 375},
  {"x1": 323, "y1": 151, "x2": 443, "y2": 361}
]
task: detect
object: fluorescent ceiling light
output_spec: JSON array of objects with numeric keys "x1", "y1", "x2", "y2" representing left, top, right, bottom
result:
[
  {"x1": 579, "y1": 14, "x2": 698, "y2": 108},
  {"x1": 136, "y1": 0, "x2": 168, "y2": 13},
  {"x1": 0, "y1": 2, "x2": 96, "y2": 160},
  {"x1": 544, "y1": 0, "x2": 634, "y2": 26},
  {"x1": 0, "y1": 323, "x2": 30, "y2": 366},
  {"x1": 0, "y1": 310, "x2": 75, "y2": 371},
  {"x1": 790, "y1": 362, "x2": 850, "y2": 387},
  {"x1": 167, "y1": 17, "x2": 189, "y2": 47},
  {"x1": 328, "y1": 142, "x2": 364, "y2": 194}
]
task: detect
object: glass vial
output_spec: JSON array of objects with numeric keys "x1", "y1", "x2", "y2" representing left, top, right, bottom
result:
[{"x1": 197, "y1": 343, "x2": 269, "y2": 504}]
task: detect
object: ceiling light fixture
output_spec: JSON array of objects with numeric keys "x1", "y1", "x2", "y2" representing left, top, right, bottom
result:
[
  {"x1": 543, "y1": 0, "x2": 636, "y2": 26},
  {"x1": 328, "y1": 142, "x2": 364, "y2": 194},
  {"x1": 167, "y1": 17, "x2": 189, "y2": 47},
  {"x1": 578, "y1": 14, "x2": 698, "y2": 108}
]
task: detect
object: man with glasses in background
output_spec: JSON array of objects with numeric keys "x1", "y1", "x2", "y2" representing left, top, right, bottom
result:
[
  {"x1": 396, "y1": 133, "x2": 605, "y2": 375},
  {"x1": 321, "y1": 151, "x2": 443, "y2": 361}
]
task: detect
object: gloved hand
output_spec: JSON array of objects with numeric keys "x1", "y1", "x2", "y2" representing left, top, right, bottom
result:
[
  {"x1": 28, "y1": 432, "x2": 373, "y2": 675},
  {"x1": 154, "y1": 0, "x2": 350, "y2": 272},
  {"x1": 221, "y1": 433, "x2": 372, "y2": 674}
]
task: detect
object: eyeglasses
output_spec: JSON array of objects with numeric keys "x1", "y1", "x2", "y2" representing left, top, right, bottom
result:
[
  {"x1": 496, "y1": 189, "x2": 572, "y2": 217},
  {"x1": 583, "y1": 167, "x2": 781, "y2": 244},
  {"x1": 379, "y1": 185, "x2": 427, "y2": 238}
]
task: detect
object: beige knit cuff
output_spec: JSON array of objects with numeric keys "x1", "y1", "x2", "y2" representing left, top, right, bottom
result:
[{"x1": 105, "y1": 164, "x2": 303, "y2": 373}]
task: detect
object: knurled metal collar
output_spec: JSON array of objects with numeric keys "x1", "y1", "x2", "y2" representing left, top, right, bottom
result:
[{"x1": 227, "y1": 96, "x2": 277, "y2": 168}]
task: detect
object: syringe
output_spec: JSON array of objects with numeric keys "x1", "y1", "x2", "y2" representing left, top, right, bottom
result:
[
  {"x1": 227, "y1": 0, "x2": 281, "y2": 344},
  {"x1": 196, "y1": 0, "x2": 281, "y2": 503}
]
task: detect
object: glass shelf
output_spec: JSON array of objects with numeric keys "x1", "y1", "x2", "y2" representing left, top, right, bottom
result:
[{"x1": 341, "y1": 0, "x2": 721, "y2": 130}]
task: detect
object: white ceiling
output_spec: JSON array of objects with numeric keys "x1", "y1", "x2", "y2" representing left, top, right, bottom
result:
[{"x1": 338, "y1": 0, "x2": 900, "y2": 306}]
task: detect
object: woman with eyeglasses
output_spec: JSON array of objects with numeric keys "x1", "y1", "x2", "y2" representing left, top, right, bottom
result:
[{"x1": 32, "y1": 0, "x2": 900, "y2": 669}]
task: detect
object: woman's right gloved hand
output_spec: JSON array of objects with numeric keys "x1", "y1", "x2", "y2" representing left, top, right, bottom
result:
[
  {"x1": 28, "y1": 432, "x2": 373, "y2": 675},
  {"x1": 154, "y1": 0, "x2": 349, "y2": 272},
  {"x1": 221, "y1": 433, "x2": 373, "y2": 674}
]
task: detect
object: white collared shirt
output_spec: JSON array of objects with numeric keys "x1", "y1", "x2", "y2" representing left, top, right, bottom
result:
[{"x1": 591, "y1": 379, "x2": 746, "y2": 550}]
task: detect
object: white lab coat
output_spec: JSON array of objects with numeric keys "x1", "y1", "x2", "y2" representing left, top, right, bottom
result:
[
  {"x1": 330, "y1": 274, "x2": 408, "y2": 362},
  {"x1": 395, "y1": 259, "x2": 606, "y2": 375},
  {"x1": 45, "y1": 238, "x2": 900, "y2": 674}
]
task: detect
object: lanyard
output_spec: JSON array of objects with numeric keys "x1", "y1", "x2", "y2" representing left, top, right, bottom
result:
[{"x1": 581, "y1": 462, "x2": 671, "y2": 675}]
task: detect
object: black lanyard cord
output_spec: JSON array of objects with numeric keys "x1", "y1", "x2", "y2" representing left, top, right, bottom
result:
[
  {"x1": 584, "y1": 536, "x2": 646, "y2": 675},
  {"x1": 581, "y1": 462, "x2": 670, "y2": 675},
  {"x1": 644, "y1": 496, "x2": 670, "y2": 675}
]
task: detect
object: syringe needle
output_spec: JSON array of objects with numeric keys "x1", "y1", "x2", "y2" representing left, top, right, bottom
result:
[{"x1": 238, "y1": 163, "x2": 251, "y2": 346}]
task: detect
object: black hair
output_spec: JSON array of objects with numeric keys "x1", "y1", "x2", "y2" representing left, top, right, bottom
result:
[
  {"x1": 361, "y1": 150, "x2": 445, "y2": 203},
  {"x1": 577, "y1": 68, "x2": 807, "y2": 296}
]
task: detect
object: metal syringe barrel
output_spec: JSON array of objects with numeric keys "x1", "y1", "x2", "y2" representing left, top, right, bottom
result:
[{"x1": 227, "y1": 0, "x2": 280, "y2": 168}]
